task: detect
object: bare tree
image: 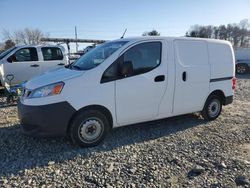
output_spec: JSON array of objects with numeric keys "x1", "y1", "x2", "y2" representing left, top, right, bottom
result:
[
  {"x1": 2, "y1": 29, "x2": 13, "y2": 41},
  {"x1": 238, "y1": 19, "x2": 250, "y2": 47},
  {"x1": 218, "y1": 25, "x2": 227, "y2": 40},
  {"x1": 2, "y1": 28, "x2": 47, "y2": 45},
  {"x1": 142, "y1": 30, "x2": 160, "y2": 36},
  {"x1": 4, "y1": 40, "x2": 15, "y2": 50},
  {"x1": 198, "y1": 26, "x2": 213, "y2": 38}
]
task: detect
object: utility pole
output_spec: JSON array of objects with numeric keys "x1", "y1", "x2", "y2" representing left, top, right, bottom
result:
[{"x1": 75, "y1": 26, "x2": 78, "y2": 52}]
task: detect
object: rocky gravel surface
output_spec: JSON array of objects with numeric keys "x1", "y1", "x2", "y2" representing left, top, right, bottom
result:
[{"x1": 0, "y1": 75, "x2": 249, "y2": 187}]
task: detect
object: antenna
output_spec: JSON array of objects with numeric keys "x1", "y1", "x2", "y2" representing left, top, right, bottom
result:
[{"x1": 121, "y1": 28, "x2": 127, "y2": 39}]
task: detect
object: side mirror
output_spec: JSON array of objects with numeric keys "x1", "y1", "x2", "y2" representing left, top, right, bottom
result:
[
  {"x1": 120, "y1": 61, "x2": 133, "y2": 77},
  {"x1": 7, "y1": 55, "x2": 17, "y2": 63}
]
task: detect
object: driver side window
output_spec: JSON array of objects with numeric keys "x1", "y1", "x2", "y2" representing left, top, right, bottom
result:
[
  {"x1": 123, "y1": 42, "x2": 162, "y2": 76},
  {"x1": 101, "y1": 42, "x2": 162, "y2": 83},
  {"x1": 8, "y1": 48, "x2": 38, "y2": 62}
]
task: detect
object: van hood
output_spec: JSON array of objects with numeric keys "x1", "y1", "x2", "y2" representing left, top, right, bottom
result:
[{"x1": 25, "y1": 67, "x2": 84, "y2": 90}]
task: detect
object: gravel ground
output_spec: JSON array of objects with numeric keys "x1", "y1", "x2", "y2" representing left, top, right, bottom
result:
[{"x1": 0, "y1": 75, "x2": 249, "y2": 187}]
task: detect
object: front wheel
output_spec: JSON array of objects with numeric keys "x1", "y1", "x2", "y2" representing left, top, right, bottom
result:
[
  {"x1": 202, "y1": 95, "x2": 222, "y2": 120},
  {"x1": 69, "y1": 110, "x2": 110, "y2": 147}
]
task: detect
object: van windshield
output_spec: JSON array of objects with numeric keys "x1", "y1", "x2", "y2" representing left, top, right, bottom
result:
[
  {"x1": 0, "y1": 47, "x2": 17, "y2": 60},
  {"x1": 70, "y1": 41, "x2": 128, "y2": 70}
]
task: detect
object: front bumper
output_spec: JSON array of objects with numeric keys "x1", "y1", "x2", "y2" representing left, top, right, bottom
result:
[{"x1": 18, "y1": 101, "x2": 76, "y2": 137}]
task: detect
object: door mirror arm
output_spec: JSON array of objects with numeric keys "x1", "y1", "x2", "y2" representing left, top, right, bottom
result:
[{"x1": 7, "y1": 55, "x2": 17, "y2": 63}]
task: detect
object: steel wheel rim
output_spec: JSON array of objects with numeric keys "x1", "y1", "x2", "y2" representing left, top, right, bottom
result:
[
  {"x1": 208, "y1": 99, "x2": 221, "y2": 118},
  {"x1": 78, "y1": 118, "x2": 104, "y2": 143},
  {"x1": 237, "y1": 65, "x2": 246, "y2": 73}
]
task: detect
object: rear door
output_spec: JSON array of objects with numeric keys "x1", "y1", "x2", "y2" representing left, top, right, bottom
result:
[
  {"x1": 40, "y1": 47, "x2": 66, "y2": 73},
  {"x1": 173, "y1": 40, "x2": 210, "y2": 114},
  {"x1": 2, "y1": 47, "x2": 41, "y2": 85}
]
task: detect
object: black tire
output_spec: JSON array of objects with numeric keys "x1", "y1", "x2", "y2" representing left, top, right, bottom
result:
[
  {"x1": 0, "y1": 88, "x2": 4, "y2": 96},
  {"x1": 202, "y1": 95, "x2": 222, "y2": 121},
  {"x1": 236, "y1": 64, "x2": 248, "y2": 74},
  {"x1": 6, "y1": 95, "x2": 14, "y2": 104},
  {"x1": 69, "y1": 109, "x2": 110, "y2": 147}
]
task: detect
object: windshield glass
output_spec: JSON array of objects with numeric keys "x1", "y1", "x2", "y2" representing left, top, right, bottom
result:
[
  {"x1": 0, "y1": 47, "x2": 17, "y2": 60},
  {"x1": 71, "y1": 41, "x2": 128, "y2": 70}
]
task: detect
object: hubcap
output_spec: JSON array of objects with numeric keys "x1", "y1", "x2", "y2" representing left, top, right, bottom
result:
[
  {"x1": 237, "y1": 65, "x2": 246, "y2": 73},
  {"x1": 78, "y1": 118, "x2": 103, "y2": 143},
  {"x1": 208, "y1": 99, "x2": 221, "y2": 118}
]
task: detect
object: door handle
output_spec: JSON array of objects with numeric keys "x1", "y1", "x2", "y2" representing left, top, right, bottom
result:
[
  {"x1": 57, "y1": 63, "x2": 65, "y2": 66},
  {"x1": 182, "y1": 71, "x2": 187, "y2": 81},
  {"x1": 154, "y1": 75, "x2": 165, "y2": 82},
  {"x1": 30, "y1": 64, "x2": 39, "y2": 67}
]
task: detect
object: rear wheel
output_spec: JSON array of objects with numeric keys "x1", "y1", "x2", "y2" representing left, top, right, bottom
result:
[
  {"x1": 236, "y1": 64, "x2": 248, "y2": 74},
  {"x1": 202, "y1": 95, "x2": 222, "y2": 120},
  {"x1": 70, "y1": 110, "x2": 110, "y2": 147}
]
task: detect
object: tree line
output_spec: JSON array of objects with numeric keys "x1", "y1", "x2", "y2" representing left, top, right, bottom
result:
[
  {"x1": 1, "y1": 19, "x2": 250, "y2": 51},
  {"x1": 185, "y1": 19, "x2": 250, "y2": 48}
]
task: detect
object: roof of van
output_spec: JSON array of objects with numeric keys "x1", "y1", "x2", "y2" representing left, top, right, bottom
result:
[{"x1": 114, "y1": 36, "x2": 232, "y2": 45}]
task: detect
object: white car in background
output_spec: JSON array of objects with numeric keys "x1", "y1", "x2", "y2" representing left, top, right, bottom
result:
[{"x1": 0, "y1": 45, "x2": 68, "y2": 86}]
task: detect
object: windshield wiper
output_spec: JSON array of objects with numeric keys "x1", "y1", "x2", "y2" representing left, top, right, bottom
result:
[
  {"x1": 72, "y1": 65, "x2": 82, "y2": 70},
  {"x1": 65, "y1": 63, "x2": 73, "y2": 69},
  {"x1": 65, "y1": 63, "x2": 81, "y2": 70}
]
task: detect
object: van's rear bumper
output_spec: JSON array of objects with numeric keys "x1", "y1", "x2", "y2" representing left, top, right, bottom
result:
[
  {"x1": 18, "y1": 101, "x2": 76, "y2": 137},
  {"x1": 224, "y1": 95, "x2": 233, "y2": 105}
]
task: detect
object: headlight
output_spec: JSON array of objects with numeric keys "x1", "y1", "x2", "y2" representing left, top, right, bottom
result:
[{"x1": 28, "y1": 82, "x2": 64, "y2": 99}]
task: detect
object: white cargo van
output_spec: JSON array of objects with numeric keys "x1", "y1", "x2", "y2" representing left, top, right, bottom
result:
[
  {"x1": 18, "y1": 37, "x2": 236, "y2": 147},
  {"x1": 0, "y1": 45, "x2": 68, "y2": 86}
]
